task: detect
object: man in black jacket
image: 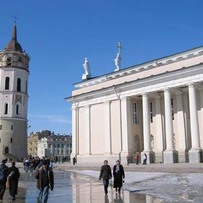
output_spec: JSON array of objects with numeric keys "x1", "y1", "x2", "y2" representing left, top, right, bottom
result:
[
  {"x1": 99, "y1": 160, "x2": 112, "y2": 195},
  {"x1": 35, "y1": 160, "x2": 54, "y2": 203}
]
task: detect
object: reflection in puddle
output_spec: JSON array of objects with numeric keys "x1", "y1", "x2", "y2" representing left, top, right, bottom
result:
[{"x1": 2, "y1": 171, "x2": 163, "y2": 202}]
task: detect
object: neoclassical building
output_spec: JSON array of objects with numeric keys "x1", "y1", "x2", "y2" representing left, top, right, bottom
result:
[
  {"x1": 0, "y1": 23, "x2": 29, "y2": 161},
  {"x1": 37, "y1": 135, "x2": 72, "y2": 162},
  {"x1": 67, "y1": 45, "x2": 203, "y2": 164}
]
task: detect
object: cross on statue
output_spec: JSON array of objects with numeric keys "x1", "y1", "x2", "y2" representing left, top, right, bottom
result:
[{"x1": 116, "y1": 41, "x2": 123, "y2": 54}]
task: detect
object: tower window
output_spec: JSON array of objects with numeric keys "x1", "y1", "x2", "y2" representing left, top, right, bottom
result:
[
  {"x1": 5, "y1": 77, "x2": 10, "y2": 90},
  {"x1": 10, "y1": 138, "x2": 13, "y2": 143},
  {"x1": 18, "y1": 57, "x2": 23, "y2": 62},
  {"x1": 11, "y1": 125, "x2": 13, "y2": 130},
  {"x1": 4, "y1": 103, "x2": 8, "y2": 115},
  {"x1": 17, "y1": 78, "x2": 21, "y2": 92},
  {"x1": 7, "y1": 57, "x2": 11, "y2": 66},
  {"x1": 16, "y1": 104, "x2": 19, "y2": 115},
  {"x1": 0, "y1": 125, "x2": 2, "y2": 130}
]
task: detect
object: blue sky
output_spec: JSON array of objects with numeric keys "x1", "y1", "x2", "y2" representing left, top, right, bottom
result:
[{"x1": 0, "y1": 0, "x2": 203, "y2": 135}]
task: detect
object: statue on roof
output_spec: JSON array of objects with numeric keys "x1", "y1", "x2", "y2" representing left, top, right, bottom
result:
[
  {"x1": 82, "y1": 57, "x2": 91, "y2": 80},
  {"x1": 114, "y1": 42, "x2": 122, "y2": 71}
]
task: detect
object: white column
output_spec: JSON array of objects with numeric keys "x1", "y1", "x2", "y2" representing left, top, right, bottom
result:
[
  {"x1": 199, "y1": 89, "x2": 203, "y2": 145},
  {"x1": 71, "y1": 104, "x2": 78, "y2": 158},
  {"x1": 175, "y1": 91, "x2": 186, "y2": 150},
  {"x1": 121, "y1": 97, "x2": 131, "y2": 155},
  {"x1": 188, "y1": 84, "x2": 200, "y2": 150},
  {"x1": 84, "y1": 105, "x2": 91, "y2": 155},
  {"x1": 104, "y1": 101, "x2": 111, "y2": 154},
  {"x1": 155, "y1": 96, "x2": 163, "y2": 151},
  {"x1": 154, "y1": 96, "x2": 163, "y2": 163},
  {"x1": 164, "y1": 88, "x2": 175, "y2": 163},
  {"x1": 175, "y1": 91, "x2": 187, "y2": 162},
  {"x1": 142, "y1": 93, "x2": 151, "y2": 151},
  {"x1": 164, "y1": 88, "x2": 174, "y2": 150}
]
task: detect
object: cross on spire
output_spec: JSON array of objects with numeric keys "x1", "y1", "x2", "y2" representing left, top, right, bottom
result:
[
  {"x1": 13, "y1": 15, "x2": 18, "y2": 24},
  {"x1": 116, "y1": 41, "x2": 123, "y2": 54}
]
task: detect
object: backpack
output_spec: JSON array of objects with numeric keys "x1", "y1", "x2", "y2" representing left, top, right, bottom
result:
[{"x1": 0, "y1": 166, "x2": 7, "y2": 181}]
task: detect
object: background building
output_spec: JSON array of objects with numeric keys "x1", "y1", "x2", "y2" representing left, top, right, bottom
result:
[
  {"x1": 0, "y1": 23, "x2": 29, "y2": 161},
  {"x1": 67, "y1": 45, "x2": 203, "y2": 164},
  {"x1": 37, "y1": 135, "x2": 72, "y2": 162},
  {"x1": 28, "y1": 130, "x2": 72, "y2": 162},
  {"x1": 28, "y1": 130, "x2": 52, "y2": 157}
]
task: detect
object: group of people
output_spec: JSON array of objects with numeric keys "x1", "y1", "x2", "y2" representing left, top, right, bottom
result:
[
  {"x1": 126, "y1": 152, "x2": 148, "y2": 165},
  {"x1": 0, "y1": 158, "x2": 54, "y2": 202},
  {"x1": 99, "y1": 160, "x2": 125, "y2": 196},
  {"x1": 0, "y1": 159, "x2": 20, "y2": 201}
]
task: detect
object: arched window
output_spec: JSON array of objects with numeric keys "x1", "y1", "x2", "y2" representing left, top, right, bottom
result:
[
  {"x1": 17, "y1": 78, "x2": 21, "y2": 92},
  {"x1": 4, "y1": 103, "x2": 8, "y2": 114},
  {"x1": 5, "y1": 147, "x2": 9, "y2": 154},
  {"x1": 5, "y1": 77, "x2": 10, "y2": 90}
]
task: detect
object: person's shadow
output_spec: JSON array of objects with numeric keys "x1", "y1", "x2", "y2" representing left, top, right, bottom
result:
[
  {"x1": 104, "y1": 195, "x2": 109, "y2": 203},
  {"x1": 114, "y1": 193, "x2": 124, "y2": 203}
]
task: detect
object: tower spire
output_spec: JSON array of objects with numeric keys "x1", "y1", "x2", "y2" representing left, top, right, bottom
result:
[{"x1": 12, "y1": 22, "x2": 17, "y2": 41}]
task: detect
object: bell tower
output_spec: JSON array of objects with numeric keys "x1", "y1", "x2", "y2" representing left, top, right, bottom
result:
[{"x1": 0, "y1": 22, "x2": 30, "y2": 160}]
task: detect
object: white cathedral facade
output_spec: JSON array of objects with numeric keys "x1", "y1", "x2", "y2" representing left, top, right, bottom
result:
[
  {"x1": 0, "y1": 23, "x2": 29, "y2": 161},
  {"x1": 67, "y1": 45, "x2": 203, "y2": 165}
]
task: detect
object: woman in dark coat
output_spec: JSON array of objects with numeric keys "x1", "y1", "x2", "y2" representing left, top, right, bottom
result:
[
  {"x1": 113, "y1": 160, "x2": 125, "y2": 194},
  {"x1": 8, "y1": 162, "x2": 20, "y2": 200}
]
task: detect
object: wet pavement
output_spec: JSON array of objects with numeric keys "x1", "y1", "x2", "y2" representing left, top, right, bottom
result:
[{"x1": 2, "y1": 169, "x2": 163, "y2": 203}]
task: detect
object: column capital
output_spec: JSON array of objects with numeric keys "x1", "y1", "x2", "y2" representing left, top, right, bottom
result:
[{"x1": 163, "y1": 87, "x2": 171, "y2": 92}]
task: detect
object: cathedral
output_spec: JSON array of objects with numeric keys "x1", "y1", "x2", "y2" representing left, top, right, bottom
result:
[
  {"x1": 0, "y1": 23, "x2": 29, "y2": 161},
  {"x1": 67, "y1": 45, "x2": 203, "y2": 165}
]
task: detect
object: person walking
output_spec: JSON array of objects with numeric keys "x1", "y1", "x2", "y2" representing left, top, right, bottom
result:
[
  {"x1": 0, "y1": 159, "x2": 8, "y2": 200},
  {"x1": 113, "y1": 160, "x2": 125, "y2": 194},
  {"x1": 143, "y1": 153, "x2": 147, "y2": 165},
  {"x1": 126, "y1": 155, "x2": 130, "y2": 165},
  {"x1": 35, "y1": 160, "x2": 54, "y2": 203},
  {"x1": 135, "y1": 152, "x2": 139, "y2": 165},
  {"x1": 99, "y1": 160, "x2": 112, "y2": 195},
  {"x1": 8, "y1": 162, "x2": 20, "y2": 200}
]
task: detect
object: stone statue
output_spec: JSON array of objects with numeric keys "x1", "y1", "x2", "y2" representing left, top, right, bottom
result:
[
  {"x1": 114, "y1": 52, "x2": 121, "y2": 71},
  {"x1": 82, "y1": 57, "x2": 91, "y2": 80}
]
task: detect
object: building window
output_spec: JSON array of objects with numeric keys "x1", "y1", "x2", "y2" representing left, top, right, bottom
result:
[
  {"x1": 11, "y1": 125, "x2": 13, "y2": 130},
  {"x1": 61, "y1": 150, "x2": 63, "y2": 155},
  {"x1": 5, "y1": 77, "x2": 10, "y2": 90},
  {"x1": 7, "y1": 57, "x2": 11, "y2": 66},
  {"x1": 0, "y1": 125, "x2": 2, "y2": 130},
  {"x1": 58, "y1": 144, "x2": 60, "y2": 148},
  {"x1": 171, "y1": 98, "x2": 174, "y2": 120},
  {"x1": 150, "y1": 102, "x2": 153, "y2": 123},
  {"x1": 10, "y1": 138, "x2": 13, "y2": 143},
  {"x1": 4, "y1": 103, "x2": 8, "y2": 115},
  {"x1": 132, "y1": 102, "x2": 138, "y2": 124},
  {"x1": 17, "y1": 78, "x2": 21, "y2": 92},
  {"x1": 16, "y1": 104, "x2": 19, "y2": 115},
  {"x1": 18, "y1": 56, "x2": 23, "y2": 62}
]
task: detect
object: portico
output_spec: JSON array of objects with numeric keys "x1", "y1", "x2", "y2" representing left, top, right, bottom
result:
[{"x1": 67, "y1": 46, "x2": 203, "y2": 164}]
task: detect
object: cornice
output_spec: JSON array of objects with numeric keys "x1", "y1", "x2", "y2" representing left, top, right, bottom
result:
[
  {"x1": 71, "y1": 64, "x2": 203, "y2": 107},
  {"x1": 74, "y1": 46, "x2": 203, "y2": 89}
]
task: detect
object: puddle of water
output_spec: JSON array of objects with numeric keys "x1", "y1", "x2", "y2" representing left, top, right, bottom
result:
[{"x1": 1, "y1": 171, "x2": 163, "y2": 203}]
